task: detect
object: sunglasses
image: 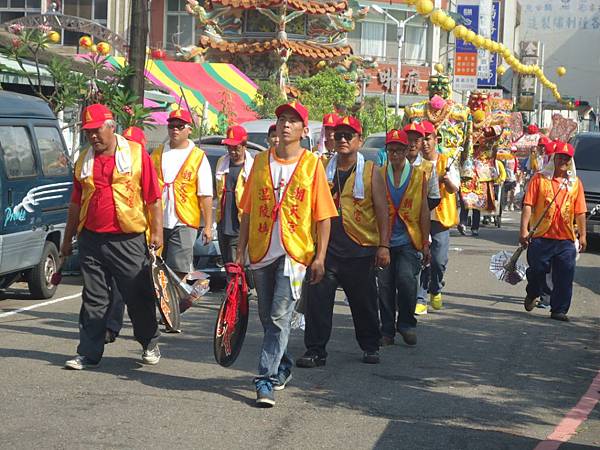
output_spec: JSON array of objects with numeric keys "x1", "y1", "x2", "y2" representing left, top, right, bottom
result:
[
  {"x1": 386, "y1": 147, "x2": 407, "y2": 154},
  {"x1": 167, "y1": 123, "x2": 188, "y2": 130},
  {"x1": 334, "y1": 131, "x2": 356, "y2": 141}
]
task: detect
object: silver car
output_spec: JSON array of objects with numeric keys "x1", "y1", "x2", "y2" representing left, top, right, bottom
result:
[{"x1": 571, "y1": 132, "x2": 600, "y2": 238}]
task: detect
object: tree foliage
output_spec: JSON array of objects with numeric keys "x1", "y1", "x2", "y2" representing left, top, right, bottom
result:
[
  {"x1": 250, "y1": 79, "x2": 288, "y2": 119},
  {"x1": 295, "y1": 69, "x2": 355, "y2": 120},
  {"x1": 355, "y1": 97, "x2": 402, "y2": 137}
]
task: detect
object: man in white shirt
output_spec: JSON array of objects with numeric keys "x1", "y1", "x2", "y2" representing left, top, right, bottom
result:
[{"x1": 150, "y1": 109, "x2": 213, "y2": 279}]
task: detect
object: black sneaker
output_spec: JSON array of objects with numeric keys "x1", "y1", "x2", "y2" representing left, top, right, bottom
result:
[
  {"x1": 273, "y1": 369, "x2": 292, "y2": 391},
  {"x1": 105, "y1": 329, "x2": 118, "y2": 344},
  {"x1": 362, "y1": 351, "x2": 380, "y2": 364},
  {"x1": 524, "y1": 295, "x2": 538, "y2": 312},
  {"x1": 296, "y1": 352, "x2": 326, "y2": 368},
  {"x1": 550, "y1": 312, "x2": 569, "y2": 322},
  {"x1": 399, "y1": 329, "x2": 417, "y2": 346},
  {"x1": 255, "y1": 379, "x2": 275, "y2": 407}
]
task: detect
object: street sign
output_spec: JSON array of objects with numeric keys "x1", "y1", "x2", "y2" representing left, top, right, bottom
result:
[
  {"x1": 518, "y1": 40, "x2": 540, "y2": 110},
  {"x1": 454, "y1": 2, "x2": 479, "y2": 91},
  {"x1": 478, "y1": 1, "x2": 501, "y2": 87}
]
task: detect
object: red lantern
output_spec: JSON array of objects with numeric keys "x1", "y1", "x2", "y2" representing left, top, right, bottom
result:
[{"x1": 151, "y1": 49, "x2": 166, "y2": 59}]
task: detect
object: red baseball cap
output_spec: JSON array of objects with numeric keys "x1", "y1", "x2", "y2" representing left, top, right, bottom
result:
[
  {"x1": 420, "y1": 121, "x2": 436, "y2": 135},
  {"x1": 123, "y1": 126, "x2": 147, "y2": 151},
  {"x1": 334, "y1": 116, "x2": 362, "y2": 135},
  {"x1": 538, "y1": 135, "x2": 550, "y2": 146},
  {"x1": 82, "y1": 104, "x2": 114, "y2": 129},
  {"x1": 222, "y1": 125, "x2": 248, "y2": 146},
  {"x1": 386, "y1": 129, "x2": 409, "y2": 145},
  {"x1": 403, "y1": 122, "x2": 425, "y2": 136},
  {"x1": 553, "y1": 141, "x2": 574, "y2": 158},
  {"x1": 168, "y1": 109, "x2": 193, "y2": 124},
  {"x1": 322, "y1": 113, "x2": 340, "y2": 128},
  {"x1": 275, "y1": 100, "x2": 309, "y2": 126}
]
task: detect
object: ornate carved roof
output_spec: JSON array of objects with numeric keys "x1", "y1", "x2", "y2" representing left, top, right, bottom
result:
[
  {"x1": 203, "y1": 38, "x2": 353, "y2": 59},
  {"x1": 210, "y1": 0, "x2": 348, "y2": 14}
]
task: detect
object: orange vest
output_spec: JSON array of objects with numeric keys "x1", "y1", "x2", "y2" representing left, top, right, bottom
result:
[
  {"x1": 382, "y1": 164, "x2": 426, "y2": 250},
  {"x1": 151, "y1": 144, "x2": 205, "y2": 228},
  {"x1": 330, "y1": 159, "x2": 379, "y2": 246},
  {"x1": 75, "y1": 143, "x2": 147, "y2": 234},
  {"x1": 530, "y1": 175, "x2": 580, "y2": 241},
  {"x1": 215, "y1": 155, "x2": 250, "y2": 223},
  {"x1": 434, "y1": 154, "x2": 459, "y2": 227},
  {"x1": 248, "y1": 150, "x2": 319, "y2": 266}
]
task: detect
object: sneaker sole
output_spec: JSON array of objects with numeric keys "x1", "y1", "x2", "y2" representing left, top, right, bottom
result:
[
  {"x1": 273, "y1": 374, "x2": 292, "y2": 391},
  {"x1": 142, "y1": 357, "x2": 161, "y2": 365},
  {"x1": 256, "y1": 398, "x2": 275, "y2": 407},
  {"x1": 362, "y1": 358, "x2": 380, "y2": 364},
  {"x1": 296, "y1": 359, "x2": 326, "y2": 368},
  {"x1": 64, "y1": 361, "x2": 99, "y2": 370}
]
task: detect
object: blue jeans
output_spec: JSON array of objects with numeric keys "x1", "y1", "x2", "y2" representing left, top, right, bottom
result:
[
  {"x1": 526, "y1": 238, "x2": 577, "y2": 315},
  {"x1": 377, "y1": 244, "x2": 422, "y2": 337},
  {"x1": 252, "y1": 256, "x2": 295, "y2": 382},
  {"x1": 419, "y1": 221, "x2": 450, "y2": 301}
]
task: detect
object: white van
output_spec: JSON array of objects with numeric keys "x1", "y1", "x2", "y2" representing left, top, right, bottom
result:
[{"x1": 240, "y1": 119, "x2": 322, "y2": 151}]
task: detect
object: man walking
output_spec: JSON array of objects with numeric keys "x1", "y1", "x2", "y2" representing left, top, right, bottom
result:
[
  {"x1": 236, "y1": 101, "x2": 337, "y2": 407},
  {"x1": 62, "y1": 104, "x2": 163, "y2": 370},
  {"x1": 378, "y1": 129, "x2": 431, "y2": 346},
  {"x1": 215, "y1": 125, "x2": 254, "y2": 264},
  {"x1": 296, "y1": 116, "x2": 390, "y2": 368},
  {"x1": 150, "y1": 109, "x2": 213, "y2": 280},
  {"x1": 416, "y1": 121, "x2": 459, "y2": 314},
  {"x1": 521, "y1": 142, "x2": 587, "y2": 322}
]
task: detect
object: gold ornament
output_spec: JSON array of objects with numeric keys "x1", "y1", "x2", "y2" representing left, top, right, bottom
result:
[
  {"x1": 557, "y1": 66, "x2": 567, "y2": 77},
  {"x1": 430, "y1": 9, "x2": 446, "y2": 25},
  {"x1": 96, "y1": 42, "x2": 111, "y2": 55},
  {"x1": 47, "y1": 31, "x2": 60, "y2": 44},
  {"x1": 473, "y1": 110, "x2": 486, "y2": 123},
  {"x1": 441, "y1": 16, "x2": 456, "y2": 31},
  {"x1": 434, "y1": 63, "x2": 445, "y2": 74},
  {"x1": 416, "y1": 0, "x2": 434, "y2": 15},
  {"x1": 497, "y1": 66, "x2": 506, "y2": 76}
]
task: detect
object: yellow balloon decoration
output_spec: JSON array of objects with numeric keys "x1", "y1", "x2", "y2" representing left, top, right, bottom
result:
[
  {"x1": 434, "y1": 63, "x2": 445, "y2": 73},
  {"x1": 453, "y1": 25, "x2": 468, "y2": 39},
  {"x1": 47, "y1": 31, "x2": 60, "y2": 44},
  {"x1": 497, "y1": 66, "x2": 506, "y2": 76},
  {"x1": 96, "y1": 42, "x2": 111, "y2": 55},
  {"x1": 441, "y1": 16, "x2": 456, "y2": 31},
  {"x1": 416, "y1": 0, "x2": 434, "y2": 15},
  {"x1": 557, "y1": 66, "x2": 567, "y2": 77},
  {"x1": 473, "y1": 35, "x2": 485, "y2": 48},
  {"x1": 465, "y1": 30, "x2": 476, "y2": 43},
  {"x1": 429, "y1": 9, "x2": 446, "y2": 25}
]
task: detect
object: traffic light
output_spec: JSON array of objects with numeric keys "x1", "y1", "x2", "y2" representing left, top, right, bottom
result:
[{"x1": 574, "y1": 100, "x2": 590, "y2": 107}]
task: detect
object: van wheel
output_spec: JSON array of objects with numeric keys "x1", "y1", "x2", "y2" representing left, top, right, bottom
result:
[{"x1": 27, "y1": 241, "x2": 59, "y2": 299}]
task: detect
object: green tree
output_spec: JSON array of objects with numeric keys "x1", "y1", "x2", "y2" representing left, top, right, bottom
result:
[
  {"x1": 295, "y1": 69, "x2": 355, "y2": 120},
  {"x1": 355, "y1": 97, "x2": 402, "y2": 137},
  {"x1": 250, "y1": 79, "x2": 287, "y2": 119}
]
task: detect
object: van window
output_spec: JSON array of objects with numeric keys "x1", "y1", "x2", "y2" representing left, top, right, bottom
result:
[
  {"x1": 35, "y1": 127, "x2": 69, "y2": 176},
  {"x1": 573, "y1": 136, "x2": 600, "y2": 171},
  {"x1": 0, "y1": 126, "x2": 37, "y2": 178}
]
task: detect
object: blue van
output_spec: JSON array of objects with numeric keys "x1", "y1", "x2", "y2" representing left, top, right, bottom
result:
[{"x1": 0, "y1": 91, "x2": 72, "y2": 298}]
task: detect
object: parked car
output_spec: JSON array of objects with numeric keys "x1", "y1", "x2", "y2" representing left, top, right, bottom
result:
[
  {"x1": 0, "y1": 91, "x2": 72, "y2": 298},
  {"x1": 360, "y1": 132, "x2": 386, "y2": 165},
  {"x1": 240, "y1": 118, "x2": 322, "y2": 151},
  {"x1": 570, "y1": 132, "x2": 600, "y2": 238}
]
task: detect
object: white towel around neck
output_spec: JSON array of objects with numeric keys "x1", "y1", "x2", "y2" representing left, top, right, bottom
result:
[
  {"x1": 215, "y1": 150, "x2": 254, "y2": 181},
  {"x1": 325, "y1": 152, "x2": 365, "y2": 199},
  {"x1": 80, "y1": 134, "x2": 132, "y2": 179}
]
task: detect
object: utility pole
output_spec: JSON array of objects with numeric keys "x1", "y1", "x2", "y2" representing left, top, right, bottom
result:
[{"x1": 127, "y1": 0, "x2": 148, "y2": 104}]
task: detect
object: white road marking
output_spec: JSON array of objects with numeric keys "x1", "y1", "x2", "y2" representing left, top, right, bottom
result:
[{"x1": 0, "y1": 293, "x2": 81, "y2": 319}]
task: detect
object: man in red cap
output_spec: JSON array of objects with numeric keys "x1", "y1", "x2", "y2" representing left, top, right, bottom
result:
[
  {"x1": 404, "y1": 122, "x2": 441, "y2": 210},
  {"x1": 103, "y1": 125, "x2": 150, "y2": 344},
  {"x1": 415, "y1": 120, "x2": 460, "y2": 314},
  {"x1": 150, "y1": 109, "x2": 213, "y2": 280},
  {"x1": 297, "y1": 116, "x2": 389, "y2": 368},
  {"x1": 520, "y1": 142, "x2": 587, "y2": 321},
  {"x1": 377, "y1": 128, "x2": 430, "y2": 346},
  {"x1": 318, "y1": 112, "x2": 340, "y2": 158},
  {"x1": 215, "y1": 125, "x2": 254, "y2": 265},
  {"x1": 61, "y1": 103, "x2": 163, "y2": 370},
  {"x1": 236, "y1": 100, "x2": 337, "y2": 406}
]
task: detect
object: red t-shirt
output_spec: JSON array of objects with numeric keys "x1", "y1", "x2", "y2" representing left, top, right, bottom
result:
[{"x1": 71, "y1": 150, "x2": 161, "y2": 233}]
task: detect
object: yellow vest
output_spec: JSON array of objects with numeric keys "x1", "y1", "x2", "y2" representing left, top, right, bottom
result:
[
  {"x1": 215, "y1": 155, "x2": 249, "y2": 223},
  {"x1": 382, "y1": 164, "x2": 426, "y2": 250},
  {"x1": 248, "y1": 150, "x2": 319, "y2": 266},
  {"x1": 434, "y1": 154, "x2": 459, "y2": 227},
  {"x1": 330, "y1": 159, "x2": 379, "y2": 246},
  {"x1": 530, "y1": 175, "x2": 580, "y2": 241},
  {"x1": 151, "y1": 144, "x2": 205, "y2": 228},
  {"x1": 75, "y1": 143, "x2": 147, "y2": 234}
]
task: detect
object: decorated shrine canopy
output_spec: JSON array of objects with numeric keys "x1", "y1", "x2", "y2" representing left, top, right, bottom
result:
[{"x1": 107, "y1": 57, "x2": 258, "y2": 126}]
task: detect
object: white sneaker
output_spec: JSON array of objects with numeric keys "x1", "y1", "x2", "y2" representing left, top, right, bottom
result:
[
  {"x1": 65, "y1": 355, "x2": 99, "y2": 370},
  {"x1": 142, "y1": 344, "x2": 161, "y2": 365}
]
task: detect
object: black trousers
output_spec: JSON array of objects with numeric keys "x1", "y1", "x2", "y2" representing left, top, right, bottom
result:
[
  {"x1": 304, "y1": 253, "x2": 381, "y2": 356},
  {"x1": 77, "y1": 230, "x2": 159, "y2": 362}
]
